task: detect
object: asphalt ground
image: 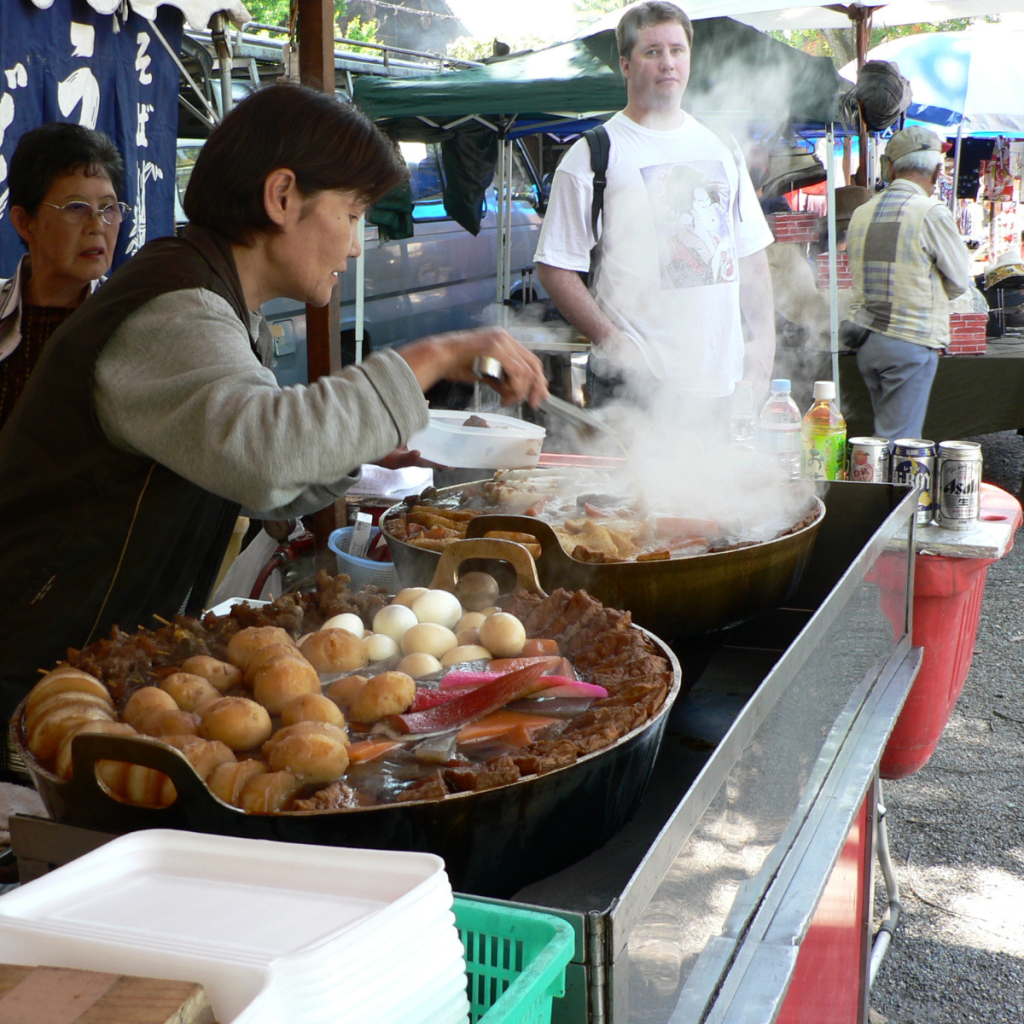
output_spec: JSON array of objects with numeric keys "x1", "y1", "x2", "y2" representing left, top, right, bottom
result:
[{"x1": 869, "y1": 431, "x2": 1024, "y2": 1024}]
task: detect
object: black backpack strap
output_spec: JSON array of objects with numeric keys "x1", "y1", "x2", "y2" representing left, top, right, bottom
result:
[{"x1": 583, "y1": 125, "x2": 610, "y2": 239}]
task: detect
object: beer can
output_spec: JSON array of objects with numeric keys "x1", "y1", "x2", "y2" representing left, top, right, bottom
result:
[
  {"x1": 891, "y1": 439, "x2": 937, "y2": 524},
  {"x1": 935, "y1": 441, "x2": 982, "y2": 530},
  {"x1": 847, "y1": 437, "x2": 890, "y2": 483}
]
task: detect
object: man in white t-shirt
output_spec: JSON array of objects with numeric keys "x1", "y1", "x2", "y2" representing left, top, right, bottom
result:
[{"x1": 535, "y1": 1, "x2": 775, "y2": 414}]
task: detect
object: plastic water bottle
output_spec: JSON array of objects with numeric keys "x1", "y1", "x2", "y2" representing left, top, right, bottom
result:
[
  {"x1": 729, "y1": 380, "x2": 756, "y2": 448},
  {"x1": 802, "y1": 380, "x2": 847, "y2": 480},
  {"x1": 757, "y1": 379, "x2": 802, "y2": 479}
]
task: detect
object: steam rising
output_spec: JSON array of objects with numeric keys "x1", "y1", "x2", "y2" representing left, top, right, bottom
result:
[{"x1": 489, "y1": 303, "x2": 816, "y2": 547}]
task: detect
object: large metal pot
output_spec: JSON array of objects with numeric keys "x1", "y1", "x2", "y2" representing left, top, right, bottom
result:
[
  {"x1": 12, "y1": 545, "x2": 681, "y2": 898},
  {"x1": 383, "y1": 490, "x2": 825, "y2": 641}
]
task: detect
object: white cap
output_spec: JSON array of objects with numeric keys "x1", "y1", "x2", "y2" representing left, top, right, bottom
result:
[{"x1": 813, "y1": 380, "x2": 836, "y2": 400}]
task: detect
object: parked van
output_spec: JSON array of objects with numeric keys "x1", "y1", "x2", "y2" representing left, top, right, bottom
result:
[{"x1": 175, "y1": 138, "x2": 546, "y2": 387}]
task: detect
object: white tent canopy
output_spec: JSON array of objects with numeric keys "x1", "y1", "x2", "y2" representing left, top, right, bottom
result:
[{"x1": 28, "y1": 0, "x2": 250, "y2": 32}]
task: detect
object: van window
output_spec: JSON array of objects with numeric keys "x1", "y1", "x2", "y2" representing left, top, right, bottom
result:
[{"x1": 400, "y1": 141, "x2": 446, "y2": 220}]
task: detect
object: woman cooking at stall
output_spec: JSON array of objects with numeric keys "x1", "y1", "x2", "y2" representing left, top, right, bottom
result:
[{"x1": 0, "y1": 83, "x2": 548, "y2": 774}]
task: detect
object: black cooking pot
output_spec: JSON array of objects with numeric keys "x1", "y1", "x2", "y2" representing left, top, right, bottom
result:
[{"x1": 13, "y1": 544, "x2": 680, "y2": 897}]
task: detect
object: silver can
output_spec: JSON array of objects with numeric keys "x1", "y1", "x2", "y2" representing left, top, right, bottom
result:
[
  {"x1": 847, "y1": 437, "x2": 890, "y2": 483},
  {"x1": 935, "y1": 441, "x2": 982, "y2": 530},
  {"x1": 892, "y1": 439, "x2": 937, "y2": 524}
]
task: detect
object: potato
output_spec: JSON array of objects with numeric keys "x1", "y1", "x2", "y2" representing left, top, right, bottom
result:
[
  {"x1": 124, "y1": 763, "x2": 176, "y2": 807},
  {"x1": 25, "y1": 670, "x2": 111, "y2": 717},
  {"x1": 252, "y1": 657, "x2": 321, "y2": 715},
  {"x1": 280, "y1": 693, "x2": 346, "y2": 728},
  {"x1": 135, "y1": 709, "x2": 201, "y2": 738},
  {"x1": 348, "y1": 672, "x2": 416, "y2": 723},
  {"x1": 299, "y1": 629, "x2": 369, "y2": 674},
  {"x1": 263, "y1": 723, "x2": 350, "y2": 784},
  {"x1": 124, "y1": 686, "x2": 178, "y2": 727},
  {"x1": 25, "y1": 691, "x2": 115, "y2": 736},
  {"x1": 180, "y1": 655, "x2": 243, "y2": 693},
  {"x1": 242, "y1": 643, "x2": 300, "y2": 687},
  {"x1": 160, "y1": 672, "x2": 221, "y2": 713},
  {"x1": 55, "y1": 721, "x2": 137, "y2": 781},
  {"x1": 27, "y1": 702, "x2": 114, "y2": 762},
  {"x1": 238, "y1": 770, "x2": 302, "y2": 813},
  {"x1": 207, "y1": 759, "x2": 268, "y2": 807},
  {"x1": 226, "y1": 626, "x2": 296, "y2": 671},
  {"x1": 162, "y1": 735, "x2": 236, "y2": 781},
  {"x1": 199, "y1": 697, "x2": 273, "y2": 751},
  {"x1": 325, "y1": 674, "x2": 367, "y2": 711}
]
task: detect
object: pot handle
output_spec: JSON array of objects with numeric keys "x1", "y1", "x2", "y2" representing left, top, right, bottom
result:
[
  {"x1": 429, "y1": 537, "x2": 546, "y2": 596},
  {"x1": 465, "y1": 513, "x2": 577, "y2": 569},
  {"x1": 66, "y1": 733, "x2": 239, "y2": 829}
]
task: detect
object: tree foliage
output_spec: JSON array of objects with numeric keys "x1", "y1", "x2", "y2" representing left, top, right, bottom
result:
[{"x1": 773, "y1": 17, "x2": 992, "y2": 69}]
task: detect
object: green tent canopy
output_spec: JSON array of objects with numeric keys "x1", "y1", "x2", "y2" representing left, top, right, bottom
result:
[
  {"x1": 354, "y1": 18, "x2": 846, "y2": 235},
  {"x1": 354, "y1": 18, "x2": 844, "y2": 130}
]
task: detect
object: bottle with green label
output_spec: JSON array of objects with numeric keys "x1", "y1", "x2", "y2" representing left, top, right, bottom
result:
[{"x1": 801, "y1": 380, "x2": 847, "y2": 480}]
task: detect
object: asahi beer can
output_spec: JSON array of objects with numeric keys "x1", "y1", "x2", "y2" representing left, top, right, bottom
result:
[
  {"x1": 848, "y1": 437, "x2": 890, "y2": 482},
  {"x1": 892, "y1": 439, "x2": 937, "y2": 523},
  {"x1": 935, "y1": 441, "x2": 982, "y2": 530}
]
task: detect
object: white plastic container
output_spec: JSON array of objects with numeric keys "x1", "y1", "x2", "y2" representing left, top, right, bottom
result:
[
  {"x1": 407, "y1": 409, "x2": 545, "y2": 469},
  {"x1": 0, "y1": 832, "x2": 466, "y2": 1024}
]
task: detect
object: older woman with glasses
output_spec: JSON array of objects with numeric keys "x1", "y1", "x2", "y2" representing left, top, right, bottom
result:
[
  {"x1": 0, "y1": 84, "x2": 548, "y2": 756},
  {"x1": 0, "y1": 122, "x2": 127, "y2": 429}
]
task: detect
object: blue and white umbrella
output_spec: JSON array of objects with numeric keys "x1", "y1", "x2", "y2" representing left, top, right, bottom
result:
[{"x1": 840, "y1": 29, "x2": 1024, "y2": 135}]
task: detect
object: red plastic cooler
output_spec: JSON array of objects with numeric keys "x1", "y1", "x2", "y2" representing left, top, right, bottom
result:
[{"x1": 873, "y1": 483, "x2": 1022, "y2": 779}]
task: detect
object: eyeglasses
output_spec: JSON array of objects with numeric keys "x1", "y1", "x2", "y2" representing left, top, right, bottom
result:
[{"x1": 39, "y1": 200, "x2": 131, "y2": 226}]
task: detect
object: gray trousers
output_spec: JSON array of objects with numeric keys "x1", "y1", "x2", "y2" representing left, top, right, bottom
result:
[{"x1": 855, "y1": 332, "x2": 940, "y2": 443}]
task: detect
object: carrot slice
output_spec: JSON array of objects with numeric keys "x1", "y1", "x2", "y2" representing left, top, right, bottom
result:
[
  {"x1": 521, "y1": 639, "x2": 560, "y2": 657},
  {"x1": 457, "y1": 709, "x2": 561, "y2": 745},
  {"x1": 347, "y1": 739, "x2": 401, "y2": 763}
]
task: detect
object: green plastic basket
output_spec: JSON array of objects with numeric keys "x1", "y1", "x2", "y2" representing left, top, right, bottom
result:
[{"x1": 454, "y1": 897, "x2": 575, "y2": 1024}]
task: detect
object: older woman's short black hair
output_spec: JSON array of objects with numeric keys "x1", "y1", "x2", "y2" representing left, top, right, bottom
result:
[
  {"x1": 8, "y1": 123, "x2": 124, "y2": 215},
  {"x1": 617, "y1": 1, "x2": 693, "y2": 60},
  {"x1": 184, "y1": 83, "x2": 407, "y2": 245}
]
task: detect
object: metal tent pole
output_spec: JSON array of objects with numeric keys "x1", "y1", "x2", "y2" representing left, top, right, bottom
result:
[
  {"x1": 504, "y1": 139, "x2": 514, "y2": 306},
  {"x1": 827, "y1": 125, "x2": 840, "y2": 398},
  {"x1": 297, "y1": 0, "x2": 340, "y2": 570},
  {"x1": 495, "y1": 138, "x2": 506, "y2": 306},
  {"x1": 355, "y1": 214, "x2": 366, "y2": 364},
  {"x1": 951, "y1": 120, "x2": 964, "y2": 214}
]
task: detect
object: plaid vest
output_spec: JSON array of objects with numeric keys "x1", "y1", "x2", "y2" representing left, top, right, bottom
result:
[{"x1": 847, "y1": 184, "x2": 949, "y2": 348}]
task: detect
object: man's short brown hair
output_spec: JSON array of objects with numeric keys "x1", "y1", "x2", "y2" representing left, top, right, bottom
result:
[
  {"x1": 184, "y1": 83, "x2": 406, "y2": 245},
  {"x1": 616, "y1": 1, "x2": 693, "y2": 60}
]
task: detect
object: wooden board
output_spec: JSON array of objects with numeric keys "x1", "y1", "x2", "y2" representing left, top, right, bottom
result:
[{"x1": 0, "y1": 966, "x2": 215, "y2": 1024}]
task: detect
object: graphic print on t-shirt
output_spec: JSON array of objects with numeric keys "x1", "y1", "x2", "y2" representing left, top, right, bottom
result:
[{"x1": 640, "y1": 160, "x2": 736, "y2": 290}]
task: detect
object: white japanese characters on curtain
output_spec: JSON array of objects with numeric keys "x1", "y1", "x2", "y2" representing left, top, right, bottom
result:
[{"x1": 0, "y1": 0, "x2": 184, "y2": 276}]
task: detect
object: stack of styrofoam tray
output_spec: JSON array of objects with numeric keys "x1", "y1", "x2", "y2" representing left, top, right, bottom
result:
[{"x1": 0, "y1": 831, "x2": 469, "y2": 1024}]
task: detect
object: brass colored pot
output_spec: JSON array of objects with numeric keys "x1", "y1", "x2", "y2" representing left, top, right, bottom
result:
[{"x1": 383, "y1": 492, "x2": 825, "y2": 640}]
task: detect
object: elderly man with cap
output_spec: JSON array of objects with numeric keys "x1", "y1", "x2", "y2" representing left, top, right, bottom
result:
[{"x1": 846, "y1": 126, "x2": 970, "y2": 443}]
